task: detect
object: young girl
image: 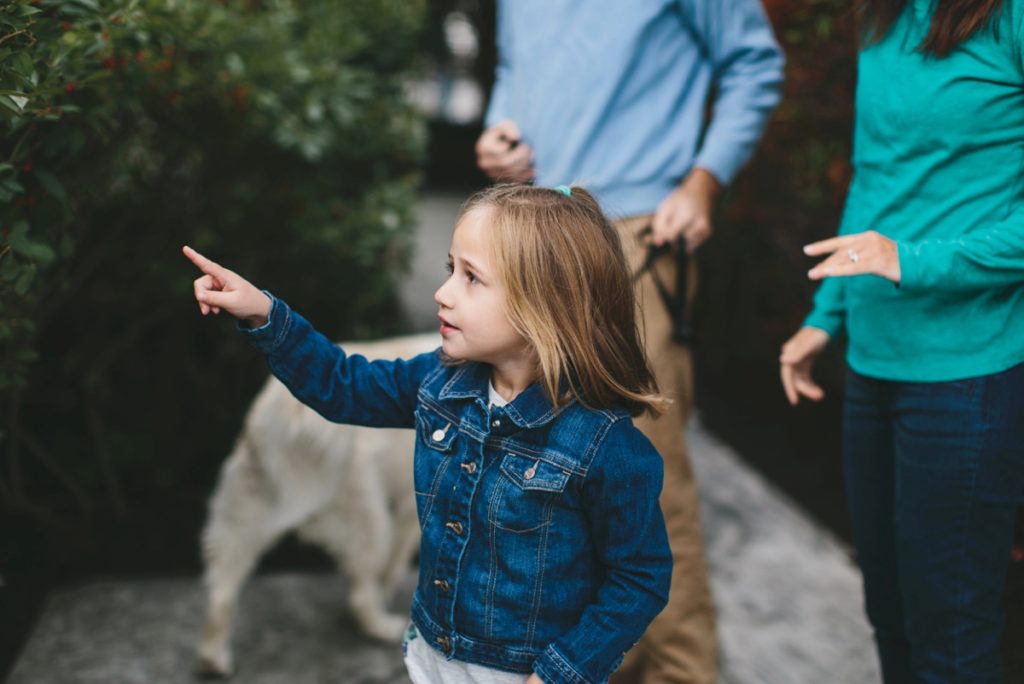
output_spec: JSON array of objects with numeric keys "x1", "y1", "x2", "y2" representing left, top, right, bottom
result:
[{"x1": 183, "y1": 184, "x2": 672, "y2": 684}]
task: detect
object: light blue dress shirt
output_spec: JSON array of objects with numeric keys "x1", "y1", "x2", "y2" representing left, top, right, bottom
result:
[{"x1": 486, "y1": 0, "x2": 784, "y2": 217}]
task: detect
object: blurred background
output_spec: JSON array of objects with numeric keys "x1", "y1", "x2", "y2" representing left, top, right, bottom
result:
[{"x1": 0, "y1": 0, "x2": 1020, "y2": 680}]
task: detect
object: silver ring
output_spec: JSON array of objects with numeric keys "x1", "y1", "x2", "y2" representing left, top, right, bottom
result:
[{"x1": 847, "y1": 248, "x2": 860, "y2": 263}]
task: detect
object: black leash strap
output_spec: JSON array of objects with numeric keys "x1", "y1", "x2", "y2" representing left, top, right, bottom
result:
[{"x1": 631, "y1": 230, "x2": 694, "y2": 346}]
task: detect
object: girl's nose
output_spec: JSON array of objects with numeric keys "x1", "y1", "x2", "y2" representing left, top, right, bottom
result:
[{"x1": 434, "y1": 278, "x2": 452, "y2": 309}]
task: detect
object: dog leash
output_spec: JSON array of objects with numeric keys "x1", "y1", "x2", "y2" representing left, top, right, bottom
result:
[{"x1": 632, "y1": 227, "x2": 694, "y2": 346}]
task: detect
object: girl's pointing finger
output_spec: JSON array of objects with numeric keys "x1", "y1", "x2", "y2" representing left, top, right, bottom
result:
[{"x1": 182, "y1": 245, "x2": 232, "y2": 282}]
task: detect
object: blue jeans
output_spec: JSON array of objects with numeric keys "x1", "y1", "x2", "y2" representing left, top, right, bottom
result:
[{"x1": 844, "y1": 363, "x2": 1024, "y2": 683}]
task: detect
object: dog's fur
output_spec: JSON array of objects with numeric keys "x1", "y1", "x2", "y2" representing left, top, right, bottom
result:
[{"x1": 197, "y1": 333, "x2": 439, "y2": 677}]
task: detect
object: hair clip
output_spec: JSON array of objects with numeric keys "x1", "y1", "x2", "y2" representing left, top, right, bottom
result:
[{"x1": 553, "y1": 185, "x2": 572, "y2": 197}]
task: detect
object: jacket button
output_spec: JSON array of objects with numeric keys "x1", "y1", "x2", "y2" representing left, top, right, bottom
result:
[
  {"x1": 436, "y1": 635, "x2": 452, "y2": 653},
  {"x1": 433, "y1": 578, "x2": 449, "y2": 593},
  {"x1": 491, "y1": 419, "x2": 501, "y2": 428},
  {"x1": 445, "y1": 521, "x2": 463, "y2": 535},
  {"x1": 460, "y1": 461, "x2": 477, "y2": 474},
  {"x1": 431, "y1": 422, "x2": 451, "y2": 442}
]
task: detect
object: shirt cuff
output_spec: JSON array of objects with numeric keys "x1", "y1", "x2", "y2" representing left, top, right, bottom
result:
[
  {"x1": 236, "y1": 291, "x2": 293, "y2": 354},
  {"x1": 801, "y1": 310, "x2": 842, "y2": 340},
  {"x1": 694, "y1": 140, "x2": 744, "y2": 188}
]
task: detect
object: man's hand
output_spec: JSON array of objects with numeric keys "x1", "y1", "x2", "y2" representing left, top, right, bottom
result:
[
  {"x1": 476, "y1": 120, "x2": 535, "y2": 182},
  {"x1": 183, "y1": 246, "x2": 271, "y2": 328},
  {"x1": 651, "y1": 167, "x2": 721, "y2": 251}
]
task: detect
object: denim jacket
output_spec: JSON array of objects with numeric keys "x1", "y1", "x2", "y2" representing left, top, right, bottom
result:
[{"x1": 241, "y1": 295, "x2": 672, "y2": 684}]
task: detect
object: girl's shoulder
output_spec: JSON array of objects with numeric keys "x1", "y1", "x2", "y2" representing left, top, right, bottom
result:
[{"x1": 553, "y1": 402, "x2": 661, "y2": 470}]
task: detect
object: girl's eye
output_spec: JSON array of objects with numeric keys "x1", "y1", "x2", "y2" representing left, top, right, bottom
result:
[
  {"x1": 466, "y1": 271, "x2": 479, "y2": 284},
  {"x1": 444, "y1": 261, "x2": 454, "y2": 275}
]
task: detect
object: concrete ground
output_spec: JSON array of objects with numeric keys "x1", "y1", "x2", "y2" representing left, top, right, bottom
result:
[{"x1": 6, "y1": 193, "x2": 881, "y2": 684}]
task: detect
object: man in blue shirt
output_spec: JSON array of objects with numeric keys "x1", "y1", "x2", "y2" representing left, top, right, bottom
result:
[{"x1": 476, "y1": 2, "x2": 784, "y2": 682}]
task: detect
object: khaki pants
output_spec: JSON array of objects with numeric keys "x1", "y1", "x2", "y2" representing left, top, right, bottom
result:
[{"x1": 609, "y1": 216, "x2": 718, "y2": 684}]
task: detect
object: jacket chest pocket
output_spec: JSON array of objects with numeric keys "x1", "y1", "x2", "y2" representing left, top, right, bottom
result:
[
  {"x1": 488, "y1": 452, "x2": 570, "y2": 533},
  {"x1": 414, "y1": 408, "x2": 458, "y2": 520}
]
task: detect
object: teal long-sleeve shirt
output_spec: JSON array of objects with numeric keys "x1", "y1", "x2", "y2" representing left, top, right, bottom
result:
[
  {"x1": 804, "y1": 0, "x2": 1024, "y2": 382},
  {"x1": 485, "y1": 0, "x2": 784, "y2": 218}
]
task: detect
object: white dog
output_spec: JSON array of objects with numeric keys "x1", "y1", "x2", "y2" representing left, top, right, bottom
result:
[{"x1": 197, "y1": 332, "x2": 439, "y2": 677}]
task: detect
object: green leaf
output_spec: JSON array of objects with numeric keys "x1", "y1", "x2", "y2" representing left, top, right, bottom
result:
[
  {"x1": 0, "y1": 178, "x2": 22, "y2": 201},
  {"x1": 0, "y1": 255, "x2": 16, "y2": 281},
  {"x1": 13, "y1": 262, "x2": 34, "y2": 295},
  {"x1": 0, "y1": 94, "x2": 25, "y2": 114},
  {"x1": 34, "y1": 168, "x2": 67, "y2": 204},
  {"x1": 20, "y1": 242, "x2": 55, "y2": 264}
]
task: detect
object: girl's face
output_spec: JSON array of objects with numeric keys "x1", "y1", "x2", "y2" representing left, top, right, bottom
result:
[{"x1": 434, "y1": 207, "x2": 531, "y2": 369}]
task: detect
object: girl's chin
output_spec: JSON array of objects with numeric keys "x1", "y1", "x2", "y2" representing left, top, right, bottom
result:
[{"x1": 440, "y1": 339, "x2": 465, "y2": 359}]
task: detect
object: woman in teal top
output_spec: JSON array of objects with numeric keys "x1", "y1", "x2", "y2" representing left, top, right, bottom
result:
[{"x1": 779, "y1": 0, "x2": 1024, "y2": 681}]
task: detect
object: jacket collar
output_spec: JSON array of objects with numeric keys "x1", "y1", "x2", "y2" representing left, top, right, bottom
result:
[{"x1": 437, "y1": 362, "x2": 569, "y2": 429}]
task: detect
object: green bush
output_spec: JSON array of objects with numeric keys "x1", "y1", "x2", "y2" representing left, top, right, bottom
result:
[{"x1": 0, "y1": 0, "x2": 425, "y2": 535}]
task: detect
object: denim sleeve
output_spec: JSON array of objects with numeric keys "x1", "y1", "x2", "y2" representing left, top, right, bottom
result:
[
  {"x1": 238, "y1": 293, "x2": 437, "y2": 428},
  {"x1": 680, "y1": 0, "x2": 785, "y2": 185},
  {"x1": 532, "y1": 420, "x2": 672, "y2": 684}
]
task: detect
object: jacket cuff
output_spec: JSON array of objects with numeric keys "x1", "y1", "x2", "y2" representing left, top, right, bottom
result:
[
  {"x1": 236, "y1": 291, "x2": 292, "y2": 354},
  {"x1": 533, "y1": 644, "x2": 591, "y2": 684}
]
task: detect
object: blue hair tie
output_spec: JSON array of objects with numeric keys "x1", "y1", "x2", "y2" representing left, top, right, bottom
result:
[{"x1": 554, "y1": 185, "x2": 572, "y2": 197}]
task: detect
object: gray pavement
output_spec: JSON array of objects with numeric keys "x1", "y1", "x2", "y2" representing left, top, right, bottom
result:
[{"x1": 7, "y1": 193, "x2": 881, "y2": 683}]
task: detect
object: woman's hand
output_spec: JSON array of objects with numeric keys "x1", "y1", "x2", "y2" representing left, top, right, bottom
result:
[
  {"x1": 526, "y1": 674, "x2": 544, "y2": 684},
  {"x1": 182, "y1": 246, "x2": 271, "y2": 327},
  {"x1": 805, "y1": 230, "x2": 901, "y2": 283},
  {"x1": 779, "y1": 326, "x2": 830, "y2": 406}
]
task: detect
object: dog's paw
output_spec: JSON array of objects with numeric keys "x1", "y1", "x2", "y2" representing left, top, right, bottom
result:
[
  {"x1": 361, "y1": 613, "x2": 409, "y2": 644},
  {"x1": 196, "y1": 647, "x2": 233, "y2": 679}
]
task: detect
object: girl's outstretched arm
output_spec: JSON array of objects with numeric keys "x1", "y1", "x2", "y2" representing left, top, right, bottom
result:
[
  {"x1": 183, "y1": 245, "x2": 271, "y2": 327},
  {"x1": 183, "y1": 244, "x2": 436, "y2": 429}
]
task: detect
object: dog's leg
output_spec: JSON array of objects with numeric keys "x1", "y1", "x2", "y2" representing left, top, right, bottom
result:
[
  {"x1": 197, "y1": 445, "x2": 284, "y2": 678},
  {"x1": 299, "y1": 466, "x2": 408, "y2": 643},
  {"x1": 380, "y1": 497, "x2": 420, "y2": 602}
]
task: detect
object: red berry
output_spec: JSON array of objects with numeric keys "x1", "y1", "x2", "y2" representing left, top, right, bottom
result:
[
  {"x1": 65, "y1": 81, "x2": 76, "y2": 93},
  {"x1": 1012, "y1": 547, "x2": 1024, "y2": 563}
]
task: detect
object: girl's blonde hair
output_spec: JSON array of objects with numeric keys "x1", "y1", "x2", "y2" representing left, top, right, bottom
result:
[{"x1": 459, "y1": 184, "x2": 667, "y2": 418}]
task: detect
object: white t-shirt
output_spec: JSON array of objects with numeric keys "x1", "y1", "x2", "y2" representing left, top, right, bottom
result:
[
  {"x1": 488, "y1": 380, "x2": 509, "y2": 408},
  {"x1": 403, "y1": 624, "x2": 529, "y2": 684}
]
